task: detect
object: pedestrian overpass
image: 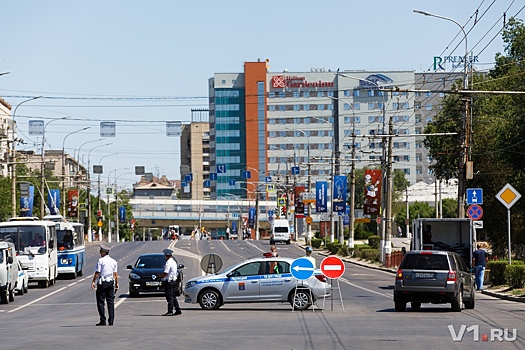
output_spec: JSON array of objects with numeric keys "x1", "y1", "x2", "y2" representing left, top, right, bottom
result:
[{"x1": 130, "y1": 198, "x2": 280, "y2": 232}]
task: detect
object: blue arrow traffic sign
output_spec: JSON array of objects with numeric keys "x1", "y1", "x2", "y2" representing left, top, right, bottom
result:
[
  {"x1": 466, "y1": 188, "x2": 483, "y2": 205},
  {"x1": 291, "y1": 257, "x2": 315, "y2": 280},
  {"x1": 217, "y1": 164, "x2": 226, "y2": 173}
]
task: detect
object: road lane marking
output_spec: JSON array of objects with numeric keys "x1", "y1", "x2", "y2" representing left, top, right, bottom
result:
[
  {"x1": 8, "y1": 287, "x2": 67, "y2": 313},
  {"x1": 340, "y1": 277, "x2": 391, "y2": 298}
]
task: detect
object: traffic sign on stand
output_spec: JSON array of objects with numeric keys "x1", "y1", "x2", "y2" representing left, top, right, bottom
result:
[
  {"x1": 291, "y1": 257, "x2": 315, "y2": 280},
  {"x1": 320, "y1": 256, "x2": 345, "y2": 279}
]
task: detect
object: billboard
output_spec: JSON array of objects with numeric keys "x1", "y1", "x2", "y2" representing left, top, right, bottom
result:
[{"x1": 364, "y1": 170, "x2": 382, "y2": 215}]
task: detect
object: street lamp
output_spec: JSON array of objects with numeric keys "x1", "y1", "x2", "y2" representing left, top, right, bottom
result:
[
  {"x1": 62, "y1": 127, "x2": 90, "y2": 217},
  {"x1": 76, "y1": 138, "x2": 103, "y2": 174},
  {"x1": 86, "y1": 143, "x2": 112, "y2": 242},
  {"x1": 41, "y1": 116, "x2": 70, "y2": 218},
  {"x1": 329, "y1": 96, "x2": 358, "y2": 249},
  {"x1": 413, "y1": 9, "x2": 469, "y2": 218},
  {"x1": 337, "y1": 72, "x2": 390, "y2": 264},
  {"x1": 10, "y1": 96, "x2": 41, "y2": 217}
]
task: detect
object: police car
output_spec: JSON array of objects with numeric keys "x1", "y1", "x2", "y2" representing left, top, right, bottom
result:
[{"x1": 184, "y1": 256, "x2": 330, "y2": 310}]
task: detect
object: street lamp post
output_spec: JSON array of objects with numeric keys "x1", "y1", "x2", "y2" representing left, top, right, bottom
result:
[
  {"x1": 337, "y1": 72, "x2": 390, "y2": 264},
  {"x1": 98, "y1": 153, "x2": 118, "y2": 242},
  {"x1": 285, "y1": 128, "x2": 312, "y2": 241},
  {"x1": 328, "y1": 96, "x2": 357, "y2": 249},
  {"x1": 41, "y1": 116, "x2": 70, "y2": 218},
  {"x1": 86, "y1": 143, "x2": 112, "y2": 242},
  {"x1": 10, "y1": 96, "x2": 41, "y2": 217},
  {"x1": 62, "y1": 127, "x2": 90, "y2": 217},
  {"x1": 413, "y1": 9, "x2": 469, "y2": 218},
  {"x1": 246, "y1": 167, "x2": 262, "y2": 240}
]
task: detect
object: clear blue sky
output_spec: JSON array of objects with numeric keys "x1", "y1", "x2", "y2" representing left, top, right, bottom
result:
[{"x1": 0, "y1": 1, "x2": 522, "y2": 189}]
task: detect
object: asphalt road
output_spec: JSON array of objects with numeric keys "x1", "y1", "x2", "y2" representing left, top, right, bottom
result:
[{"x1": 1, "y1": 239, "x2": 524, "y2": 350}]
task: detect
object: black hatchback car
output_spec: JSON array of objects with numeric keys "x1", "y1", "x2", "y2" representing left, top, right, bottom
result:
[
  {"x1": 127, "y1": 253, "x2": 184, "y2": 297},
  {"x1": 393, "y1": 250, "x2": 475, "y2": 312}
]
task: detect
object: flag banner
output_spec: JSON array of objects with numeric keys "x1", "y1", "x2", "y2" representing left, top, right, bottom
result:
[
  {"x1": 67, "y1": 189, "x2": 79, "y2": 218},
  {"x1": 333, "y1": 175, "x2": 347, "y2": 214},
  {"x1": 364, "y1": 170, "x2": 382, "y2": 215},
  {"x1": 294, "y1": 186, "x2": 305, "y2": 218},
  {"x1": 316, "y1": 181, "x2": 328, "y2": 212},
  {"x1": 48, "y1": 189, "x2": 60, "y2": 215},
  {"x1": 20, "y1": 185, "x2": 35, "y2": 217}
]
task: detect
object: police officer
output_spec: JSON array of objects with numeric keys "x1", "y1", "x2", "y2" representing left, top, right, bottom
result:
[
  {"x1": 304, "y1": 246, "x2": 316, "y2": 268},
  {"x1": 91, "y1": 244, "x2": 118, "y2": 326},
  {"x1": 159, "y1": 249, "x2": 182, "y2": 316}
]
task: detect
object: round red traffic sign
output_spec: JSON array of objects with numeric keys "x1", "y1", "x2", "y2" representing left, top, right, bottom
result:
[
  {"x1": 467, "y1": 204, "x2": 483, "y2": 220},
  {"x1": 320, "y1": 256, "x2": 345, "y2": 279}
]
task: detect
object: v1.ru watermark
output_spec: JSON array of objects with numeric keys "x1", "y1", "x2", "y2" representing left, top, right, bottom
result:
[{"x1": 448, "y1": 325, "x2": 517, "y2": 342}]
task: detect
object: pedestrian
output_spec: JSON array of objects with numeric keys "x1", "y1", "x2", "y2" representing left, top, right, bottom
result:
[
  {"x1": 473, "y1": 244, "x2": 488, "y2": 290},
  {"x1": 270, "y1": 245, "x2": 279, "y2": 257},
  {"x1": 91, "y1": 244, "x2": 118, "y2": 326},
  {"x1": 304, "y1": 246, "x2": 316, "y2": 267},
  {"x1": 159, "y1": 249, "x2": 182, "y2": 316}
]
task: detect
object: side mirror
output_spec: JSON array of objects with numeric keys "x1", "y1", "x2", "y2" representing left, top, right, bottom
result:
[
  {"x1": 226, "y1": 272, "x2": 234, "y2": 278},
  {"x1": 7, "y1": 256, "x2": 13, "y2": 264},
  {"x1": 401, "y1": 247, "x2": 407, "y2": 256},
  {"x1": 48, "y1": 240, "x2": 54, "y2": 249},
  {"x1": 127, "y1": 265, "x2": 133, "y2": 269}
]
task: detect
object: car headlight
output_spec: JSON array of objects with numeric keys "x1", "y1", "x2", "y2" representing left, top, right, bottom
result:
[
  {"x1": 185, "y1": 281, "x2": 196, "y2": 289},
  {"x1": 130, "y1": 273, "x2": 141, "y2": 280}
]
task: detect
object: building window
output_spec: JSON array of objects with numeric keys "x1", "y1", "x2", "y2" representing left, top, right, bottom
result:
[
  {"x1": 404, "y1": 169, "x2": 411, "y2": 175},
  {"x1": 354, "y1": 102, "x2": 360, "y2": 110},
  {"x1": 344, "y1": 103, "x2": 351, "y2": 110},
  {"x1": 294, "y1": 105, "x2": 301, "y2": 111},
  {"x1": 392, "y1": 102, "x2": 399, "y2": 109},
  {"x1": 344, "y1": 90, "x2": 351, "y2": 97},
  {"x1": 269, "y1": 105, "x2": 275, "y2": 111},
  {"x1": 426, "y1": 92, "x2": 433, "y2": 97},
  {"x1": 268, "y1": 92, "x2": 275, "y2": 99},
  {"x1": 368, "y1": 90, "x2": 374, "y2": 97},
  {"x1": 353, "y1": 90, "x2": 360, "y2": 97},
  {"x1": 293, "y1": 91, "x2": 299, "y2": 98},
  {"x1": 368, "y1": 102, "x2": 375, "y2": 110},
  {"x1": 425, "y1": 104, "x2": 433, "y2": 110},
  {"x1": 318, "y1": 104, "x2": 325, "y2": 111},
  {"x1": 303, "y1": 91, "x2": 310, "y2": 98}
]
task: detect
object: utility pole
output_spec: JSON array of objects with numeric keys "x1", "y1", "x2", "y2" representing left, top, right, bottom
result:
[{"x1": 385, "y1": 116, "x2": 394, "y2": 267}]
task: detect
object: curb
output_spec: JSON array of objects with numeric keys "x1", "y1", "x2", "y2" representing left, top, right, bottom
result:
[{"x1": 482, "y1": 289, "x2": 525, "y2": 303}]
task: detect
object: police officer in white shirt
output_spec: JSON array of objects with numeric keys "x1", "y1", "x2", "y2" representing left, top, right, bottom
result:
[
  {"x1": 158, "y1": 249, "x2": 182, "y2": 316},
  {"x1": 91, "y1": 245, "x2": 118, "y2": 326}
]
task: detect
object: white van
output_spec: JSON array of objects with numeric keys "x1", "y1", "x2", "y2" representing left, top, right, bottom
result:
[
  {"x1": 270, "y1": 219, "x2": 291, "y2": 245},
  {"x1": 0, "y1": 241, "x2": 19, "y2": 304}
]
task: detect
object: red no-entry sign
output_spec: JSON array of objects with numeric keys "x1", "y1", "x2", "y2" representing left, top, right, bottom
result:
[{"x1": 320, "y1": 256, "x2": 345, "y2": 279}]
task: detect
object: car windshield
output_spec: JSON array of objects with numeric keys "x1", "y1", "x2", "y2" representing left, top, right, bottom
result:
[
  {"x1": 135, "y1": 256, "x2": 168, "y2": 269},
  {"x1": 401, "y1": 254, "x2": 449, "y2": 270}
]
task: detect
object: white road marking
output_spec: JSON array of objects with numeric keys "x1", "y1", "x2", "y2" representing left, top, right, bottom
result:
[
  {"x1": 340, "y1": 277, "x2": 391, "y2": 298},
  {"x1": 8, "y1": 287, "x2": 67, "y2": 313}
]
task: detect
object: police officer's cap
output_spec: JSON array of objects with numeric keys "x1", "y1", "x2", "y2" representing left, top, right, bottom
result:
[
  {"x1": 163, "y1": 249, "x2": 173, "y2": 256},
  {"x1": 305, "y1": 246, "x2": 313, "y2": 252},
  {"x1": 99, "y1": 244, "x2": 110, "y2": 253}
]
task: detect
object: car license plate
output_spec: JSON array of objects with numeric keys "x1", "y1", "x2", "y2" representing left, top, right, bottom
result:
[
  {"x1": 415, "y1": 272, "x2": 435, "y2": 279},
  {"x1": 146, "y1": 281, "x2": 161, "y2": 287}
]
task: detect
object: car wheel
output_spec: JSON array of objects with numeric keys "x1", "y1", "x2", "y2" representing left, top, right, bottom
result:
[
  {"x1": 8, "y1": 288, "x2": 15, "y2": 302},
  {"x1": 17, "y1": 286, "x2": 23, "y2": 296},
  {"x1": 395, "y1": 301, "x2": 406, "y2": 312},
  {"x1": 290, "y1": 289, "x2": 312, "y2": 310},
  {"x1": 129, "y1": 289, "x2": 139, "y2": 298},
  {"x1": 198, "y1": 289, "x2": 221, "y2": 310},
  {"x1": 1, "y1": 290, "x2": 8, "y2": 304},
  {"x1": 451, "y1": 290, "x2": 463, "y2": 312},
  {"x1": 39, "y1": 280, "x2": 49, "y2": 288},
  {"x1": 410, "y1": 302, "x2": 421, "y2": 310},
  {"x1": 464, "y1": 288, "x2": 475, "y2": 309},
  {"x1": 77, "y1": 268, "x2": 83, "y2": 277},
  {"x1": 286, "y1": 240, "x2": 290, "y2": 245},
  {"x1": 23, "y1": 281, "x2": 28, "y2": 294}
]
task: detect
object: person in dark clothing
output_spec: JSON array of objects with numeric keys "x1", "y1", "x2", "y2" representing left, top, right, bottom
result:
[{"x1": 473, "y1": 244, "x2": 488, "y2": 290}]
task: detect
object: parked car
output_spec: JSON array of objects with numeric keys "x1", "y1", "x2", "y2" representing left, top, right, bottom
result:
[
  {"x1": 393, "y1": 250, "x2": 475, "y2": 312},
  {"x1": 184, "y1": 256, "x2": 330, "y2": 310},
  {"x1": 210, "y1": 229, "x2": 227, "y2": 240},
  {"x1": 127, "y1": 253, "x2": 184, "y2": 297},
  {"x1": 0, "y1": 241, "x2": 18, "y2": 304},
  {"x1": 15, "y1": 260, "x2": 28, "y2": 295}
]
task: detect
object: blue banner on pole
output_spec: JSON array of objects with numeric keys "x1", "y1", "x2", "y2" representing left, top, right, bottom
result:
[
  {"x1": 20, "y1": 185, "x2": 35, "y2": 217},
  {"x1": 119, "y1": 206, "x2": 126, "y2": 223},
  {"x1": 316, "y1": 181, "x2": 328, "y2": 212},
  {"x1": 333, "y1": 175, "x2": 347, "y2": 214},
  {"x1": 48, "y1": 189, "x2": 61, "y2": 215},
  {"x1": 248, "y1": 207, "x2": 256, "y2": 229}
]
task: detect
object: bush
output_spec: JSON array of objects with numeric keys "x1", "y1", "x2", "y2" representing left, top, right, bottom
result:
[
  {"x1": 330, "y1": 243, "x2": 342, "y2": 255},
  {"x1": 361, "y1": 249, "x2": 380, "y2": 261},
  {"x1": 487, "y1": 261, "x2": 508, "y2": 286},
  {"x1": 505, "y1": 264, "x2": 525, "y2": 288},
  {"x1": 311, "y1": 238, "x2": 322, "y2": 249},
  {"x1": 368, "y1": 235, "x2": 380, "y2": 249}
]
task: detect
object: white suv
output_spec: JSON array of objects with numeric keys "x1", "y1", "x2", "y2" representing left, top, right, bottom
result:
[{"x1": 270, "y1": 219, "x2": 291, "y2": 245}]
